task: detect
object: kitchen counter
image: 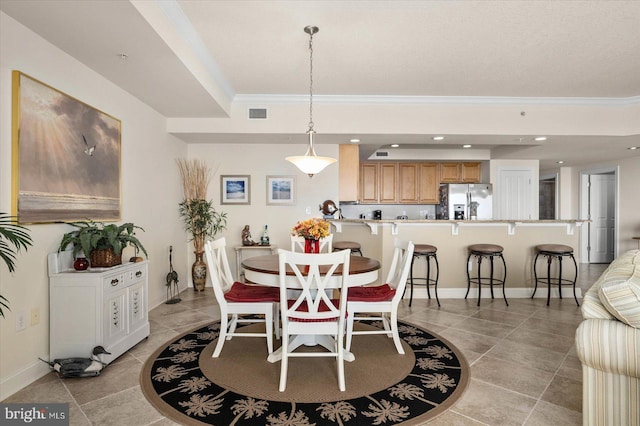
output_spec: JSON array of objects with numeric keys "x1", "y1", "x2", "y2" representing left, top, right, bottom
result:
[
  {"x1": 328, "y1": 219, "x2": 585, "y2": 301},
  {"x1": 331, "y1": 218, "x2": 585, "y2": 236}
]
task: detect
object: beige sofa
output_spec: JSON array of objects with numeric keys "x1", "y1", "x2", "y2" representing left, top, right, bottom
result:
[{"x1": 576, "y1": 249, "x2": 640, "y2": 426}]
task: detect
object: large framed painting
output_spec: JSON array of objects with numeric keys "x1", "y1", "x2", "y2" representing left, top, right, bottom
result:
[
  {"x1": 220, "y1": 175, "x2": 251, "y2": 205},
  {"x1": 11, "y1": 71, "x2": 121, "y2": 223},
  {"x1": 266, "y1": 175, "x2": 295, "y2": 205}
]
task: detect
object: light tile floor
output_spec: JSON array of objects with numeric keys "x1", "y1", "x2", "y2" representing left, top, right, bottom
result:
[{"x1": 4, "y1": 263, "x2": 608, "y2": 425}]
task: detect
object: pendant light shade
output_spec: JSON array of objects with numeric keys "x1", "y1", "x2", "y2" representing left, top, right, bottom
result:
[{"x1": 286, "y1": 26, "x2": 336, "y2": 178}]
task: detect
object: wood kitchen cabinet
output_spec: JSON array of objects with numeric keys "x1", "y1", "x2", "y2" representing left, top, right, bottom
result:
[
  {"x1": 359, "y1": 162, "x2": 398, "y2": 203},
  {"x1": 461, "y1": 162, "x2": 481, "y2": 183},
  {"x1": 360, "y1": 163, "x2": 379, "y2": 203},
  {"x1": 419, "y1": 163, "x2": 440, "y2": 203},
  {"x1": 339, "y1": 144, "x2": 359, "y2": 202},
  {"x1": 398, "y1": 163, "x2": 419, "y2": 203},
  {"x1": 440, "y1": 162, "x2": 481, "y2": 183},
  {"x1": 379, "y1": 163, "x2": 398, "y2": 203}
]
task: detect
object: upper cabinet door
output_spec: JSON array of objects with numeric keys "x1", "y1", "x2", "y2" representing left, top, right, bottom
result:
[
  {"x1": 379, "y1": 163, "x2": 398, "y2": 203},
  {"x1": 419, "y1": 163, "x2": 439, "y2": 204},
  {"x1": 339, "y1": 145, "x2": 360, "y2": 201},
  {"x1": 398, "y1": 163, "x2": 419, "y2": 203},
  {"x1": 461, "y1": 162, "x2": 481, "y2": 183},
  {"x1": 360, "y1": 163, "x2": 379, "y2": 203},
  {"x1": 440, "y1": 163, "x2": 461, "y2": 183}
]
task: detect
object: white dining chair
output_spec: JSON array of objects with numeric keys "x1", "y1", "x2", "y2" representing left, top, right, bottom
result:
[
  {"x1": 204, "y1": 237, "x2": 280, "y2": 358},
  {"x1": 290, "y1": 234, "x2": 333, "y2": 253},
  {"x1": 277, "y1": 248, "x2": 351, "y2": 392},
  {"x1": 345, "y1": 239, "x2": 414, "y2": 354}
]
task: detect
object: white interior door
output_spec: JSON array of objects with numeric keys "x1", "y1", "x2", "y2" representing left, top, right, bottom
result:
[
  {"x1": 589, "y1": 174, "x2": 615, "y2": 263},
  {"x1": 498, "y1": 169, "x2": 533, "y2": 219}
]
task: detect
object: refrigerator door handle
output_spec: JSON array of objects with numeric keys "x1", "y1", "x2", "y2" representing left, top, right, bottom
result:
[{"x1": 467, "y1": 192, "x2": 471, "y2": 219}]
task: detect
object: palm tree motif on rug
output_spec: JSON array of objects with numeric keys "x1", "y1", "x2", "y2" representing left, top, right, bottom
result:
[{"x1": 145, "y1": 320, "x2": 468, "y2": 425}]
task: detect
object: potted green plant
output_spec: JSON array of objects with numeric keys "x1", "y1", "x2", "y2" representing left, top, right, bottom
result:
[
  {"x1": 176, "y1": 159, "x2": 227, "y2": 291},
  {"x1": 58, "y1": 220, "x2": 148, "y2": 268},
  {"x1": 0, "y1": 212, "x2": 33, "y2": 318}
]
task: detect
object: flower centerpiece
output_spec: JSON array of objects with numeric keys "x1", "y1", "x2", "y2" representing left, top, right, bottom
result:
[{"x1": 292, "y1": 218, "x2": 330, "y2": 253}]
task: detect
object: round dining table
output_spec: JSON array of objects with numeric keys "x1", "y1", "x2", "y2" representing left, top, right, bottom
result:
[
  {"x1": 241, "y1": 254, "x2": 381, "y2": 363},
  {"x1": 242, "y1": 254, "x2": 381, "y2": 288}
]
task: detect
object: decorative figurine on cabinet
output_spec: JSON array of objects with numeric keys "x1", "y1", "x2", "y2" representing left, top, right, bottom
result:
[{"x1": 242, "y1": 225, "x2": 256, "y2": 246}]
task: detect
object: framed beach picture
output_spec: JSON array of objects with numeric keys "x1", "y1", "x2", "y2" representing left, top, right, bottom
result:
[
  {"x1": 266, "y1": 175, "x2": 295, "y2": 205},
  {"x1": 221, "y1": 175, "x2": 251, "y2": 205},
  {"x1": 11, "y1": 71, "x2": 121, "y2": 223}
]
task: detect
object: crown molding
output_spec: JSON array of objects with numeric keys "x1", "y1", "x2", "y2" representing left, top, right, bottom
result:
[{"x1": 234, "y1": 94, "x2": 640, "y2": 107}]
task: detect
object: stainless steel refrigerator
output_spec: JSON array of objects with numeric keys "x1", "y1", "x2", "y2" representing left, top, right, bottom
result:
[{"x1": 436, "y1": 184, "x2": 493, "y2": 220}]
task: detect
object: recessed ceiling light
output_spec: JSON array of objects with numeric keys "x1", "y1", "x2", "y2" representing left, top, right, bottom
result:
[
  {"x1": 628, "y1": 146, "x2": 638, "y2": 150},
  {"x1": 391, "y1": 144, "x2": 400, "y2": 148},
  {"x1": 462, "y1": 144, "x2": 472, "y2": 148},
  {"x1": 534, "y1": 136, "x2": 547, "y2": 141},
  {"x1": 349, "y1": 138, "x2": 360, "y2": 143},
  {"x1": 557, "y1": 160, "x2": 564, "y2": 164},
  {"x1": 432, "y1": 136, "x2": 445, "y2": 141}
]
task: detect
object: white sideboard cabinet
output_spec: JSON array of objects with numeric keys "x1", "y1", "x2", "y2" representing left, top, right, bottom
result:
[{"x1": 48, "y1": 250, "x2": 150, "y2": 364}]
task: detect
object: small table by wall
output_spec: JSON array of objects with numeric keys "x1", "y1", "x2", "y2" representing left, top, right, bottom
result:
[
  {"x1": 634, "y1": 237, "x2": 640, "y2": 249},
  {"x1": 234, "y1": 245, "x2": 278, "y2": 281}
]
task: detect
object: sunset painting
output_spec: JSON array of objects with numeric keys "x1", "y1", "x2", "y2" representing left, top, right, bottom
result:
[{"x1": 12, "y1": 72, "x2": 121, "y2": 223}]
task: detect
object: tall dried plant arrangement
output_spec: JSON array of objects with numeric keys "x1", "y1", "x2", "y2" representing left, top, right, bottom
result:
[{"x1": 176, "y1": 159, "x2": 227, "y2": 253}]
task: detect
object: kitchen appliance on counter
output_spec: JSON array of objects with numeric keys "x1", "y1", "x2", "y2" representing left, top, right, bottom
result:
[
  {"x1": 373, "y1": 210, "x2": 382, "y2": 220},
  {"x1": 436, "y1": 184, "x2": 493, "y2": 220}
]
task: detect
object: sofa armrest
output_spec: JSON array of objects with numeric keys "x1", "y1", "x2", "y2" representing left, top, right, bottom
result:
[{"x1": 576, "y1": 319, "x2": 640, "y2": 379}]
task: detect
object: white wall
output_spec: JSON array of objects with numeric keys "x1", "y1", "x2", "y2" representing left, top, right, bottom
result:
[
  {"x1": 186, "y1": 143, "x2": 339, "y2": 282},
  {"x1": 0, "y1": 12, "x2": 188, "y2": 399}
]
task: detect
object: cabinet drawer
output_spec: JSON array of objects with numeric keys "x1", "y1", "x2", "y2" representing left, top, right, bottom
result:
[
  {"x1": 125, "y1": 265, "x2": 147, "y2": 285},
  {"x1": 103, "y1": 273, "x2": 125, "y2": 291}
]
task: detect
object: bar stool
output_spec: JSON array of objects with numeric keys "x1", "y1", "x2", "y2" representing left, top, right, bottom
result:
[
  {"x1": 332, "y1": 241, "x2": 363, "y2": 256},
  {"x1": 466, "y1": 244, "x2": 508, "y2": 306},
  {"x1": 532, "y1": 244, "x2": 579, "y2": 306},
  {"x1": 407, "y1": 244, "x2": 440, "y2": 307}
]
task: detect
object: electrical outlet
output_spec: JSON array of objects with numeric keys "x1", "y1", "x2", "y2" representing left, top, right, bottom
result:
[
  {"x1": 15, "y1": 311, "x2": 27, "y2": 331},
  {"x1": 30, "y1": 307, "x2": 40, "y2": 326},
  {"x1": 305, "y1": 206, "x2": 311, "y2": 214}
]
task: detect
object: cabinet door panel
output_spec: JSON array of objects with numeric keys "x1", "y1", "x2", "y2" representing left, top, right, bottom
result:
[
  {"x1": 339, "y1": 145, "x2": 359, "y2": 202},
  {"x1": 461, "y1": 162, "x2": 481, "y2": 183},
  {"x1": 104, "y1": 288, "x2": 127, "y2": 346},
  {"x1": 379, "y1": 163, "x2": 398, "y2": 203},
  {"x1": 360, "y1": 163, "x2": 378, "y2": 203},
  {"x1": 440, "y1": 163, "x2": 461, "y2": 183},
  {"x1": 419, "y1": 163, "x2": 439, "y2": 204},
  {"x1": 398, "y1": 163, "x2": 419, "y2": 203},
  {"x1": 129, "y1": 281, "x2": 146, "y2": 331}
]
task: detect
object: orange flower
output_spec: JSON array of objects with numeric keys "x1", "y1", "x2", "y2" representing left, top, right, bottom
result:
[{"x1": 291, "y1": 218, "x2": 330, "y2": 240}]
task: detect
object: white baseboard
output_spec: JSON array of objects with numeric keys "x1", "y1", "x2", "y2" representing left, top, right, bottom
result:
[{"x1": 0, "y1": 357, "x2": 52, "y2": 401}]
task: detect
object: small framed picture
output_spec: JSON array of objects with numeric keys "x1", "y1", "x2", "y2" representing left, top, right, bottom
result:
[
  {"x1": 221, "y1": 175, "x2": 251, "y2": 205},
  {"x1": 266, "y1": 175, "x2": 295, "y2": 205}
]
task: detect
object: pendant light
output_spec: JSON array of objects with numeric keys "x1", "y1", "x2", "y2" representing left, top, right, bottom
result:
[{"x1": 286, "y1": 26, "x2": 337, "y2": 178}]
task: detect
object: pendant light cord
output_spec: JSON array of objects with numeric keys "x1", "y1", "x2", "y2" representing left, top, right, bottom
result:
[{"x1": 308, "y1": 30, "x2": 314, "y2": 133}]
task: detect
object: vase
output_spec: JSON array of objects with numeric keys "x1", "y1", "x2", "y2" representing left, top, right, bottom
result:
[
  {"x1": 73, "y1": 257, "x2": 89, "y2": 271},
  {"x1": 304, "y1": 239, "x2": 320, "y2": 254},
  {"x1": 192, "y1": 251, "x2": 207, "y2": 291}
]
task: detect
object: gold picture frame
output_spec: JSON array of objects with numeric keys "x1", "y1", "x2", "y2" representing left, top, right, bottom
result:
[{"x1": 11, "y1": 71, "x2": 121, "y2": 223}]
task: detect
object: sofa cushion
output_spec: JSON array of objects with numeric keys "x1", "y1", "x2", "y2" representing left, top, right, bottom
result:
[{"x1": 597, "y1": 250, "x2": 640, "y2": 328}]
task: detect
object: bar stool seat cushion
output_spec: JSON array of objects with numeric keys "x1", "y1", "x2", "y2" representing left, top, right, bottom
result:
[
  {"x1": 347, "y1": 284, "x2": 396, "y2": 302},
  {"x1": 469, "y1": 244, "x2": 504, "y2": 254},
  {"x1": 414, "y1": 244, "x2": 437, "y2": 254},
  {"x1": 333, "y1": 241, "x2": 361, "y2": 250},
  {"x1": 536, "y1": 244, "x2": 574, "y2": 254}
]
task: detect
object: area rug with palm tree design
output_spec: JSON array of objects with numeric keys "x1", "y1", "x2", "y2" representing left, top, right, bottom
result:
[{"x1": 140, "y1": 319, "x2": 469, "y2": 425}]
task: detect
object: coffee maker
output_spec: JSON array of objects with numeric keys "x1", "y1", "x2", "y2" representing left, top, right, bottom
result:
[
  {"x1": 454, "y1": 204, "x2": 465, "y2": 220},
  {"x1": 372, "y1": 210, "x2": 382, "y2": 220}
]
